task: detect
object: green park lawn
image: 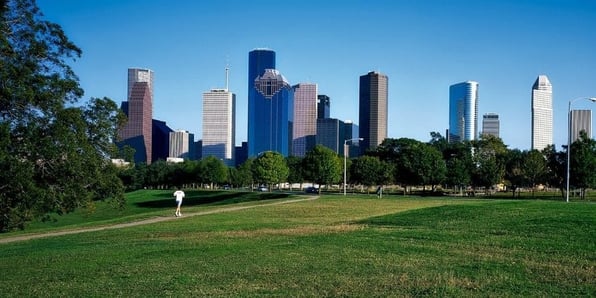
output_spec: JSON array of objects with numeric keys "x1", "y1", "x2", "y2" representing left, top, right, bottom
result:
[{"x1": 0, "y1": 190, "x2": 594, "y2": 297}]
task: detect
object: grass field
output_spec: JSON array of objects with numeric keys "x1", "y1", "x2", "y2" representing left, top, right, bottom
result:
[{"x1": 0, "y1": 190, "x2": 594, "y2": 296}]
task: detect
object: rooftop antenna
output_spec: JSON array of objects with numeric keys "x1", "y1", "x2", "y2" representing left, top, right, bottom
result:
[{"x1": 225, "y1": 56, "x2": 230, "y2": 91}]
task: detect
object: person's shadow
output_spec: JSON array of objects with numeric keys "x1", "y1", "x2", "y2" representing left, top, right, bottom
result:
[{"x1": 135, "y1": 190, "x2": 290, "y2": 208}]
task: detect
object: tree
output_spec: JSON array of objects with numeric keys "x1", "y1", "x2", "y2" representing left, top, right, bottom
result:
[
  {"x1": 251, "y1": 152, "x2": 288, "y2": 191},
  {"x1": 375, "y1": 138, "x2": 445, "y2": 194},
  {"x1": 443, "y1": 141, "x2": 473, "y2": 194},
  {"x1": 504, "y1": 149, "x2": 525, "y2": 198},
  {"x1": 351, "y1": 156, "x2": 392, "y2": 193},
  {"x1": 302, "y1": 145, "x2": 342, "y2": 194},
  {"x1": 471, "y1": 135, "x2": 508, "y2": 195},
  {"x1": 200, "y1": 156, "x2": 229, "y2": 189},
  {"x1": 286, "y1": 156, "x2": 304, "y2": 191},
  {"x1": 569, "y1": 131, "x2": 596, "y2": 199},
  {"x1": 1, "y1": 0, "x2": 125, "y2": 231},
  {"x1": 523, "y1": 150, "x2": 548, "y2": 197},
  {"x1": 543, "y1": 145, "x2": 566, "y2": 198},
  {"x1": 232, "y1": 158, "x2": 254, "y2": 189}
]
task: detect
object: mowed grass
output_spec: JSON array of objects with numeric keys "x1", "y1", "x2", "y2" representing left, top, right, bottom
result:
[{"x1": 0, "y1": 191, "x2": 594, "y2": 297}]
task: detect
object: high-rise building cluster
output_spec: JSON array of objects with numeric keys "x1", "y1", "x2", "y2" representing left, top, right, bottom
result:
[{"x1": 116, "y1": 50, "x2": 592, "y2": 166}]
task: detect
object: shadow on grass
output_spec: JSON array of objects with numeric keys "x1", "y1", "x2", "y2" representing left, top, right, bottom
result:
[{"x1": 135, "y1": 190, "x2": 291, "y2": 209}]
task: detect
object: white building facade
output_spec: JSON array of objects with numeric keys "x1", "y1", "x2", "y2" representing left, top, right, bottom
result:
[
  {"x1": 531, "y1": 75, "x2": 553, "y2": 150},
  {"x1": 202, "y1": 88, "x2": 236, "y2": 165}
]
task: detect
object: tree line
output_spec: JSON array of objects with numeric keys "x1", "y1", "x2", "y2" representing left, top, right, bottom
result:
[{"x1": 118, "y1": 132, "x2": 596, "y2": 201}]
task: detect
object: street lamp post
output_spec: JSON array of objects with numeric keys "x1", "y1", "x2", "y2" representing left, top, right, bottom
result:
[
  {"x1": 566, "y1": 97, "x2": 596, "y2": 203},
  {"x1": 344, "y1": 138, "x2": 364, "y2": 196}
]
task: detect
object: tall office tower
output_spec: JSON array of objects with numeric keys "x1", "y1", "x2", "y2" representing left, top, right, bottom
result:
[
  {"x1": 531, "y1": 75, "x2": 553, "y2": 150},
  {"x1": 449, "y1": 81, "x2": 479, "y2": 143},
  {"x1": 118, "y1": 68, "x2": 154, "y2": 164},
  {"x1": 343, "y1": 120, "x2": 360, "y2": 157},
  {"x1": 317, "y1": 95, "x2": 330, "y2": 119},
  {"x1": 317, "y1": 118, "x2": 346, "y2": 156},
  {"x1": 248, "y1": 48, "x2": 294, "y2": 157},
  {"x1": 359, "y1": 71, "x2": 388, "y2": 153},
  {"x1": 292, "y1": 83, "x2": 318, "y2": 157},
  {"x1": 202, "y1": 87, "x2": 236, "y2": 166},
  {"x1": 482, "y1": 113, "x2": 500, "y2": 138},
  {"x1": 570, "y1": 110, "x2": 592, "y2": 142},
  {"x1": 169, "y1": 130, "x2": 194, "y2": 159}
]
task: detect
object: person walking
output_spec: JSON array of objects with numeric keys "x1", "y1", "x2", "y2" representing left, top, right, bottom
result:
[{"x1": 173, "y1": 188, "x2": 185, "y2": 217}]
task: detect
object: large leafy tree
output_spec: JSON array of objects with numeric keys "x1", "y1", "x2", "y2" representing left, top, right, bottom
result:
[
  {"x1": 351, "y1": 156, "x2": 392, "y2": 193},
  {"x1": 0, "y1": 0, "x2": 124, "y2": 231},
  {"x1": 200, "y1": 156, "x2": 229, "y2": 189},
  {"x1": 471, "y1": 135, "x2": 508, "y2": 194},
  {"x1": 523, "y1": 149, "x2": 548, "y2": 197},
  {"x1": 252, "y1": 152, "x2": 288, "y2": 191},
  {"x1": 375, "y1": 138, "x2": 445, "y2": 193},
  {"x1": 302, "y1": 145, "x2": 342, "y2": 193}
]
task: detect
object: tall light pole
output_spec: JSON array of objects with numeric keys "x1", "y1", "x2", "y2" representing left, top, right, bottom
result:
[
  {"x1": 344, "y1": 138, "x2": 363, "y2": 196},
  {"x1": 566, "y1": 97, "x2": 596, "y2": 203}
]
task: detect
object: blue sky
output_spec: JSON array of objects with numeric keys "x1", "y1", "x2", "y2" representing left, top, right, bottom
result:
[{"x1": 37, "y1": 0, "x2": 596, "y2": 150}]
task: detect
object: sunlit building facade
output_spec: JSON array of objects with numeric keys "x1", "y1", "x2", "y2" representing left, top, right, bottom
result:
[
  {"x1": 531, "y1": 75, "x2": 553, "y2": 150},
  {"x1": 292, "y1": 83, "x2": 318, "y2": 157},
  {"x1": 247, "y1": 49, "x2": 293, "y2": 157},
  {"x1": 202, "y1": 88, "x2": 236, "y2": 165},
  {"x1": 118, "y1": 68, "x2": 154, "y2": 164},
  {"x1": 482, "y1": 113, "x2": 500, "y2": 138},
  {"x1": 359, "y1": 71, "x2": 388, "y2": 153},
  {"x1": 449, "y1": 81, "x2": 479, "y2": 143}
]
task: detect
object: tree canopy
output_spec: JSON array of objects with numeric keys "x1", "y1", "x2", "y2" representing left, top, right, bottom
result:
[{"x1": 1, "y1": 0, "x2": 124, "y2": 231}]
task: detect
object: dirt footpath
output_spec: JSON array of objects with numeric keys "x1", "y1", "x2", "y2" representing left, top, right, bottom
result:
[{"x1": 0, "y1": 196, "x2": 318, "y2": 244}]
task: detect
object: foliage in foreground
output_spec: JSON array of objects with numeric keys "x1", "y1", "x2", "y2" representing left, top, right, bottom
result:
[
  {"x1": 0, "y1": 195, "x2": 593, "y2": 297},
  {"x1": 0, "y1": 0, "x2": 125, "y2": 231}
]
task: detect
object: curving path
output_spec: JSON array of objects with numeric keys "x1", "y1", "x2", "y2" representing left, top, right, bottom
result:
[{"x1": 0, "y1": 196, "x2": 319, "y2": 244}]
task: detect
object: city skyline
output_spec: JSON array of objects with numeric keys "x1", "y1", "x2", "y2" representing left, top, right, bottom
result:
[{"x1": 37, "y1": 0, "x2": 596, "y2": 150}]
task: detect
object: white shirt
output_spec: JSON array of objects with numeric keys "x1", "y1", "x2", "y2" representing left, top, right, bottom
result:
[{"x1": 173, "y1": 190, "x2": 185, "y2": 201}]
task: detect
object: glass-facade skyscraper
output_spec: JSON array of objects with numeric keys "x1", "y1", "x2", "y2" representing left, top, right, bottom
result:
[
  {"x1": 531, "y1": 75, "x2": 553, "y2": 150},
  {"x1": 317, "y1": 95, "x2": 330, "y2": 119},
  {"x1": 359, "y1": 71, "x2": 388, "y2": 153},
  {"x1": 292, "y1": 83, "x2": 318, "y2": 157},
  {"x1": 449, "y1": 81, "x2": 479, "y2": 143},
  {"x1": 247, "y1": 49, "x2": 294, "y2": 157},
  {"x1": 118, "y1": 68, "x2": 154, "y2": 164}
]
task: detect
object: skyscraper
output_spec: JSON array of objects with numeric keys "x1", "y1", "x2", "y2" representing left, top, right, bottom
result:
[
  {"x1": 359, "y1": 71, "x2": 388, "y2": 153},
  {"x1": 317, "y1": 95, "x2": 330, "y2": 119},
  {"x1": 531, "y1": 75, "x2": 553, "y2": 150},
  {"x1": 317, "y1": 118, "x2": 346, "y2": 156},
  {"x1": 482, "y1": 113, "x2": 500, "y2": 138},
  {"x1": 570, "y1": 110, "x2": 592, "y2": 142},
  {"x1": 247, "y1": 49, "x2": 294, "y2": 157},
  {"x1": 169, "y1": 130, "x2": 194, "y2": 159},
  {"x1": 118, "y1": 68, "x2": 154, "y2": 164},
  {"x1": 449, "y1": 81, "x2": 479, "y2": 143},
  {"x1": 202, "y1": 87, "x2": 236, "y2": 166},
  {"x1": 292, "y1": 83, "x2": 318, "y2": 157}
]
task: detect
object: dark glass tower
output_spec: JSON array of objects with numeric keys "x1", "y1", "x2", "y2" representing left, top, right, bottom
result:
[
  {"x1": 317, "y1": 95, "x2": 330, "y2": 119},
  {"x1": 247, "y1": 49, "x2": 294, "y2": 157},
  {"x1": 359, "y1": 71, "x2": 388, "y2": 154}
]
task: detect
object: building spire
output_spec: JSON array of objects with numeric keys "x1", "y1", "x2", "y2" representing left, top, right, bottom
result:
[{"x1": 225, "y1": 64, "x2": 229, "y2": 91}]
